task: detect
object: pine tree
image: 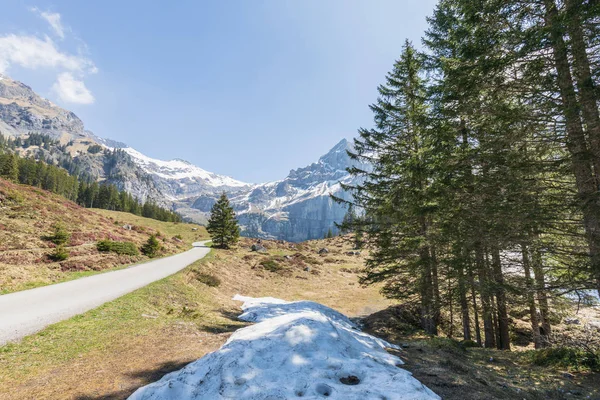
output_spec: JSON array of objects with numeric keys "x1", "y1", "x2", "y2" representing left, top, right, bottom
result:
[
  {"x1": 141, "y1": 234, "x2": 161, "y2": 258},
  {"x1": 207, "y1": 193, "x2": 239, "y2": 249},
  {"x1": 347, "y1": 41, "x2": 441, "y2": 335},
  {"x1": 0, "y1": 152, "x2": 19, "y2": 182}
]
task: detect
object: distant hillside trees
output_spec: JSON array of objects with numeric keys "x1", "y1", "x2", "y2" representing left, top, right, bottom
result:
[
  {"x1": 207, "y1": 193, "x2": 239, "y2": 248},
  {"x1": 0, "y1": 152, "x2": 19, "y2": 182},
  {"x1": 0, "y1": 133, "x2": 181, "y2": 223},
  {"x1": 87, "y1": 144, "x2": 103, "y2": 154}
]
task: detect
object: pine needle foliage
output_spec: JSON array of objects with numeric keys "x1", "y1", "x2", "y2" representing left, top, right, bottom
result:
[{"x1": 207, "y1": 193, "x2": 239, "y2": 249}]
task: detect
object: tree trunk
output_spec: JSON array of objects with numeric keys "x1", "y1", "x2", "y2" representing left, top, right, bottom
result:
[
  {"x1": 431, "y1": 246, "x2": 442, "y2": 330},
  {"x1": 565, "y1": 0, "x2": 600, "y2": 294},
  {"x1": 531, "y1": 244, "x2": 552, "y2": 347},
  {"x1": 419, "y1": 248, "x2": 436, "y2": 335},
  {"x1": 458, "y1": 254, "x2": 472, "y2": 341},
  {"x1": 544, "y1": 0, "x2": 600, "y2": 297},
  {"x1": 418, "y1": 215, "x2": 438, "y2": 335},
  {"x1": 566, "y1": 0, "x2": 600, "y2": 180},
  {"x1": 476, "y1": 243, "x2": 495, "y2": 348},
  {"x1": 492, "y1": 246, "x2": 511, "y2": 350},
  {"x1": 468, "y1": 266, "x2": 482, "y2": 346},
  {"x1": 521, "y1": 243, "x2": 542, "y2": 349}
]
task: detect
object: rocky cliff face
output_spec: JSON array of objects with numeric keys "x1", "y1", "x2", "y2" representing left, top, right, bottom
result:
[
  {"x1": 230, "y1": 139, "x2": 364, "y2": 241},
  {"x1": 0, "y1": 74, "x2": 163, "y2": 204},
  {"x1": 0, "y1": 75, "x2": 365, "y2": 242}
]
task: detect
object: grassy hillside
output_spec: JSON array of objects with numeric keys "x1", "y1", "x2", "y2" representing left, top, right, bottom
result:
[
  {"x1": 0, "y1": 178, "x2": 208, "y2": 293},
  {"x1": 0, "y1": 236, "x2": 387, "y2": 399},
  {"x1": 1, "y1": 222, "x2": 597, "y2": 399}
]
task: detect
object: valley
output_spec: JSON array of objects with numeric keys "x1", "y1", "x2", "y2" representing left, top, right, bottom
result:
[
  {"x1": 1, "y1": 229, "x2": 598, "y2": 399},
  {"x1": 0, "y1": 74, "x2": 360, "y2": 242},
  {"x1": 1, "y1": 1, "x2": 600, "y2": 399}
]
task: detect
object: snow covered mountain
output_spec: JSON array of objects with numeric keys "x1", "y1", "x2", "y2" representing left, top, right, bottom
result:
[
  {"x1": 0, "y1": 74, "x2": 364, "y2": 241},
  {"x1": 0, "y1": 74, "x2": 164, "y2": 203},
  {"x1": 122, "y1": 147, "x2": 251, "y2": 200},
  {"x1": 231, "y1": 139, "x2": 366, "y2": 241}
]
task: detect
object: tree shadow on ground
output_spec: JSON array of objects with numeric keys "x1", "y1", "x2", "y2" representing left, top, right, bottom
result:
[
  {"x1": 75, "y1": 309, "x2": 246, "y2": 399},
  {"x1": 197, "y1": 307, "x2": 248, "y2": 334},
  {"x1": 74, "y1": 359, "x2": 195, "y2": 400}
]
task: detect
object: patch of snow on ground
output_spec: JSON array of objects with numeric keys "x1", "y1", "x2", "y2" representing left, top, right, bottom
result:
[{"x1": 128, "y1": 296, "x2": 440, "y2": 400}]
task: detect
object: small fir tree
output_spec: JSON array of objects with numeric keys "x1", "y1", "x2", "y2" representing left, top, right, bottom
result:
[
  {"x1": 45, "y1": 223, "x2": 70, "y2": 245},
  {"x1": 141, "y1": 234, "x2": 160, "y2": 258},
  {"x1": 207, "y1": 193, "x2": 239, "y2": 249}
]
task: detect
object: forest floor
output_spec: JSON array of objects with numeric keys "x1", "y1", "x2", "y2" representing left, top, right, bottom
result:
[{"x1": 365, "y1": 305, "x2": 600, "y2": 399}]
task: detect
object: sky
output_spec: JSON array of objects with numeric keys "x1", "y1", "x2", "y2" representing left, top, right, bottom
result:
[{"x1": 0, "y1": 0, "x2": 438, "y2": 183}]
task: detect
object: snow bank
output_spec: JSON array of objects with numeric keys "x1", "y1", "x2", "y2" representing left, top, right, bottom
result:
[{"x1": 128, "y1": 296, "x2": 440, "y2": 400}]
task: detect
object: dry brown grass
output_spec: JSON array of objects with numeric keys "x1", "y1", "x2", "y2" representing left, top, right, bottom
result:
[
  {"x1": 0, "y1": 179, "x2": 207, "y2": 293},
  {"x1": 0, "y1": 236, "x2": 388, "y2": 400}
]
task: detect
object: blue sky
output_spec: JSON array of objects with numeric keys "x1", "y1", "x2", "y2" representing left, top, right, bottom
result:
[{"x1": 1, "y1": 0, "x2": 437, "y2": 183}]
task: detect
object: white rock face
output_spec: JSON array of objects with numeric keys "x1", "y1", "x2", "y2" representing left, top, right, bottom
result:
[{"x1": 128, "y1": 296, "x2": 440, "y2": 400}]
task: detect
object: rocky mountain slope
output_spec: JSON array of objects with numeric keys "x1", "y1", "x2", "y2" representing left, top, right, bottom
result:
[
  {"x1": 231, "y1": 138, "x2": 365, "y2": 241},
  {"x1": 0, "y1": 74, "x2": 364, "y2": 241}
]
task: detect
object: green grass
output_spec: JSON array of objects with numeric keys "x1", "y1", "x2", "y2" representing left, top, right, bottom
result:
[
  {"x1": 0, "y1": 249, "x2": 233, "y2": 382},
  {"x1": 93, "y1": 209, "x2": 209, "y2": 246},
  {"x1": 524, "y1": 346, "x2": 600, "y2": 372},
  {"x1": 0, "y1": 250, "x2": 198, "y2": 295}
]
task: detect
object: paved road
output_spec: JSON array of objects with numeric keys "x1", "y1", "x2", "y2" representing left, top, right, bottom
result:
[{"x1": 0, "y1": 241, "x2": 211, "y2": 345}]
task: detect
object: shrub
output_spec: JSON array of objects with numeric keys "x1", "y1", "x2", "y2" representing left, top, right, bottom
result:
[
  {"x1": 96, "y1": 239, "x2": 139, "y2": 256},
  {"x1": 141, "y1": 235, "x2": 160, "y2": 258},
  {"x1": 195, "y1": 272, "x2": 221, "y2": 287},
  {"x1": 87, "y1": 144, "x2": 103, "y2": 154},
  {"x1": 44, "y1": 223, "x2": 70, "y2": 245},
  {"x1": 259, "y1": 258, "x2": 281, "y2": 272},
  {"x1": 49, "y1": 245, "x2": 69, "y2": 261},
  {"x1": 527, "y1": 347, "x2": 600, "y2": 372}
]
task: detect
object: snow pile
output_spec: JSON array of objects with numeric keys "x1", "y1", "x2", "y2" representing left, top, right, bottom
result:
[{"x1": 128, "y1": 296, "x2": 440, "y2": 400}]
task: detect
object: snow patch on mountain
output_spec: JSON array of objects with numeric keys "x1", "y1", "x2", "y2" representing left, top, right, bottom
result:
[
  {"x1": 123, "y1": 147, "x2": 249, "y2": 187},
  {"x1": 128, "y1": 296, "x2": 440, "y2": 400}
]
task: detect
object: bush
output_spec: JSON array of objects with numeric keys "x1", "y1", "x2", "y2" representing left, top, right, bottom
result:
[
  {"x1": 527, "y1": 347, "x2": 600, "y2": 372},
  {"x1": 427, "y1": 337, "x2": 468, "y2": 354},
  {"x1": 87, "y1": 144, "x2": 103, "y2": 154},
  {"x1": 259, "y1": 258, "x2": 281, "y2": 272},
  {"x1": 49, "y1": 245, "x2": 69, "y2": 261},
  {"x1": 44, "y1": 223, "x2": 70, "y2": 245},
  {"x1": 141, "y1": 235, "x2": 160, "y2": 258},
  {"x1": 96, "y1": 239, "x2": 139, "y2": 256},
  {"x1": 195, "y1": 272, "x2": 221, "y2": 287}
]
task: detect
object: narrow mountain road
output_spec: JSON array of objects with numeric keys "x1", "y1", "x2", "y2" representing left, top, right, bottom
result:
[{"x1": 0, "y1": 241, "x2": 211, "y2": 345}]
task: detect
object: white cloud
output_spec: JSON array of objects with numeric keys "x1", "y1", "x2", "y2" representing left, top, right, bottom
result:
[
  {"x1": 52, "y1": 72, "x2": 95, "y2": 104},
  {"x1": 0, "y1": 7, "x2": 98, "y2": 105},
  {"x1": 0, "y1": 34, "x2": 96, "y2": 74},
  {"x1": 30, "y1": 7, "x2": 65, "y2": 39}
]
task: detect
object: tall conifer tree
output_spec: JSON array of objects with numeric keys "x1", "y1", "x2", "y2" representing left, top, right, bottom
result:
[{"x1": 207, "y1": 193, "x2": 240, "y2": 249}]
